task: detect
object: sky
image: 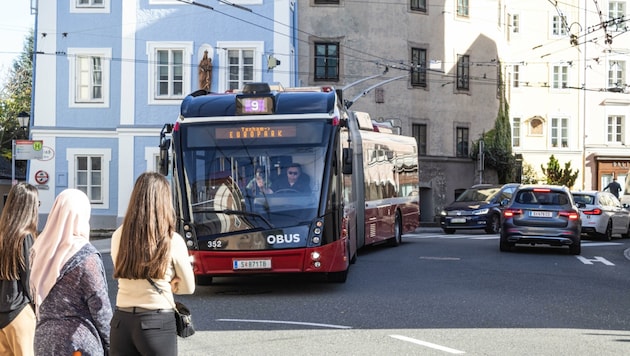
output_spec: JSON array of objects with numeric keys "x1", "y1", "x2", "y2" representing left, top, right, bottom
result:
[{"x1": 0, "y1": 1, "x2": 35, "y2": 80}]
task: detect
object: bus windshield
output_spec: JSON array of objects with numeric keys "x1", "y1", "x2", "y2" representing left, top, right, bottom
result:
[{"x1": 178, "y1": 120, "x2": 333, "y2": 236}]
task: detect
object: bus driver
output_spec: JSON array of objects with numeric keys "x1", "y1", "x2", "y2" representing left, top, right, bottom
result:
[{"x1": 270, "y1": 163, "x2": 309, "y2": 193}]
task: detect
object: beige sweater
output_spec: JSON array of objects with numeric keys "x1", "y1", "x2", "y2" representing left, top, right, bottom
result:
[{"x1": 110, "y1": 227, "x2": 195, "y2": 309}]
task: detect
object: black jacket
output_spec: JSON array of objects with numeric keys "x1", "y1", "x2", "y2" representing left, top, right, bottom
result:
[{"x1": 0, "y1": 233, "x2": 34, "y2": 328}]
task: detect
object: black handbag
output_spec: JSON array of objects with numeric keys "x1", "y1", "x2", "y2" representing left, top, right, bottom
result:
[
  {"x1": 174, "y1": 301, "x2": 195, "y2": 338},
  {"x1": 147, "y1": 278, "x2": 195, "y2": 338}
]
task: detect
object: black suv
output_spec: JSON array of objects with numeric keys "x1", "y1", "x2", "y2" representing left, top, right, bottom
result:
[{"x1": 440, "y1": 183, "x2": 519, "y2": 234}]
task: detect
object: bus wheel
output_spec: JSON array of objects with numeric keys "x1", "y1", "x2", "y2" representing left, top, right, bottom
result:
[
  {"x1": 196, "y1": 275, "x2": 213, "y2": 286},
  {"x1": 388, "y1": 213, "x2": 402, "y2": 247},
  {"x1": 327, "y1": 269, "x2": 348, "y2": 283}
]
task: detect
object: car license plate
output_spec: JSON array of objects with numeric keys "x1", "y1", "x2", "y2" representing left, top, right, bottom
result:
[
  {"x1": 530, "y1": 211, "x2": 553, "y2": 217},
  {"x1": 451, "y1": 218, "x2": 466, "y2": 223},
  {"x1": 233, "y1": 259, "x2": 272, "y2": 270}
]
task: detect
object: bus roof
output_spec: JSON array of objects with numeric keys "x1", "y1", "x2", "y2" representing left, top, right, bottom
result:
[{"x1": 180, "y1": 85, "x2": 340, "y2": 118}]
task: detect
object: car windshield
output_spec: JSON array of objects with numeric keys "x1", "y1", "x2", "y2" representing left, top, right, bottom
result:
[
  {"x1": 515, "y1": 190, "x2": 569, "y2": 205},
  {"x1": 572, "y1": 194, "x2": 594, "y2": 205},
  {"x1": 455, "y1": 187, "x2": 501, "y2": 202}
]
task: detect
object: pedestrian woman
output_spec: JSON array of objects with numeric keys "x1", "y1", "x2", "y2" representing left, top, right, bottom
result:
[
  {"x1": 0, "y1": 183, "x2": 39, "y2": 356},
  {"x1": 110, "y1": 172, "x2": 195, "y2": 356},
  {"x1": 30, "y1": 189, "x2": 112, "y2": 355}
]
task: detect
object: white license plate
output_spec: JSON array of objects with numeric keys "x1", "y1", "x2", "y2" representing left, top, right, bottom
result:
[
  {"x1": 233, "y1": 259, "x2": 272, "y2": 270},
  {"x1": 530, "y1": 211, "x2": 553, "y2": 217},
  {"x1": 451, "y1": 218, "x2": 466, "y2": 223}
]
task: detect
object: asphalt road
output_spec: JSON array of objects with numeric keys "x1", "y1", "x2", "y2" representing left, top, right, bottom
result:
[{"x1": 94, "y1": 229, "x2": 630, "y2": 355}]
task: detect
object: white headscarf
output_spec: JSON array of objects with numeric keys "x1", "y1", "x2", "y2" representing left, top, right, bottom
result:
[{"x1": 30, "y1": 189, "x2": 91, "y2": 314}]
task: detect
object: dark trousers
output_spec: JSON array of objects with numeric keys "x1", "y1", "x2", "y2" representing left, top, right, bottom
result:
[{"x1": 110, "y1": 309, "x2": 177, "y2": 356}]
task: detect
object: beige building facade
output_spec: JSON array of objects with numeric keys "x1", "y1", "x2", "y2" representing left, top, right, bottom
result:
[{"x1": 298, "y1": 1, "x2": 507, "y2": 223}]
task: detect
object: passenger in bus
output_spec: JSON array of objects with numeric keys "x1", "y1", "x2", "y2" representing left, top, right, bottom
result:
[
  {"x1": 270, "y1": 163, "x2": 310, "y2": 193},
  {"x1": 246, "y1": 166, "x2": 272, "y2": 195}
]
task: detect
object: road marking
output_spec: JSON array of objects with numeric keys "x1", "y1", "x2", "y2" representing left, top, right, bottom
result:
[
  {"x1": 576, "y1": 256, "x2": 615, "y2": 266},
  {"x1": 390, "y1": 334, "x2": 465, "y2": 354},
  {"x1": 419, "y1": 256, "x2": 461, "y2": 261},
  {"x1": 217, "y1": 318, "x2": 352, "y2": 329}
]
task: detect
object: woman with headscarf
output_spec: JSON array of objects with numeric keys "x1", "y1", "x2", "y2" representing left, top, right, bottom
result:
[
  {"x1": 0, "y1": 183, "x2": 39, "y2": 356},
  {"x1": 110, "y1": 172, "x2": 195, "y2": 356},
  {"x1": 30, "y1": 189, "x2": 112, "y2": 355}
]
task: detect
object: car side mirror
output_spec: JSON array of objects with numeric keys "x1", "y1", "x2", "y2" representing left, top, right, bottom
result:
[
  {"x1": 576, "y1": 202, "x2": 586, "y2": 209},
  {"x1": 500, "y1": 198, "x2": 509, "y2": 207}
]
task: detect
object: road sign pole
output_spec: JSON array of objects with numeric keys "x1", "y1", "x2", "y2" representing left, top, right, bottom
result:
[{"x1": 11, "y1": 139, "x2": 15, "y2": 186}]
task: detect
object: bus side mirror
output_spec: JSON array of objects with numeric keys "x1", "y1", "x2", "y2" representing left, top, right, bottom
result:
[
  {"x1": 342, "y1": 148, "x2": 353, "y2": 174},
  {"x1": 158, "y1": 138, "x2": 171, "y2": 176}
]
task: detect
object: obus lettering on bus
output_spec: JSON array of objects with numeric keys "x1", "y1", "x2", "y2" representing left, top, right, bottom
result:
[{"x1": 267, "y1": 234, "x2": 300, "y2": 244}]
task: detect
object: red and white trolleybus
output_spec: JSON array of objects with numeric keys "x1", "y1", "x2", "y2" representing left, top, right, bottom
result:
[{"x1": 159, "y1": 83, "x2": 419, "y2": 284}]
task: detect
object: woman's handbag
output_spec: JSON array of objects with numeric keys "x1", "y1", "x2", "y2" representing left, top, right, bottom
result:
[
  {"x1": 174, "y1": 301, "x2": 195, "y2": 337},
  {"x1": 147, "y1": 278, "x2": 196, "y2": 338}
]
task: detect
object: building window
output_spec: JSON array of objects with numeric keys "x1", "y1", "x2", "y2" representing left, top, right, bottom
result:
[
  {"x1": 412, "y1": 123, "x2": 427, "y2": 156},
  {"x1": 457, "y1": 55, "x2": 470, "y2": 90},
  {"x1": 71, "y1": 0, "x2": 109, "y2": 13},
  {"x1": 552, "y1": 64, "x2": 569, "y2": 89},
  {"x1": 67, "y1": 148, "x2": 111, "y2": 209},
  {"x1": 217, "y1": 41, "x2": 263, "y2": 93},
  {"x1": 609, "y1": 2, "x2": 626, "y2": 32},
  {"x1": 513, "y1": 65, "x2": 520, "y2": 88},
  {"x1": 314, "y1": 0, "x2": 340, "y2": 4},
  {"x1": 512, "y1": 14, "x2": 520, "y2": 33},
  {"x1": 147, "y1": 42, "x2": 192, "y2": 104},
  {"x1": 410, "y1": 0, "x2": 426, "y2": 12},
  {"x1": 608, "y1": 115, "x2": 624, "y2": 143},
  {"x1": 551, "y1": 117, "x2": 568, "y2": 148},
  {"x1": 512, "y1": 117, "x2": 521, "y2": 147},
  {"x1": 609, "y1": 60, "x2": 626, "y2": 87},
  {"x1": 67, "y1": 48, "x2": 110, "y2": 108},
  {"x1": 227, "y1": 49, "x2": 255, "y2": 91},
  {"x1": 314, "y1": 42, "x2": 340, "y2": 81},
  {"x1": 457, "y1": 0, "x2": 469, "y2": 17},
  {"x1": 551, "y1": 14, "x2": 568, "y2": 37},
  {"x1": 411, "y1": 48, "x2": 427, "y2": 87},
  {"x1": 456, "y1": 127, "x2": 469, "y2": 157}
]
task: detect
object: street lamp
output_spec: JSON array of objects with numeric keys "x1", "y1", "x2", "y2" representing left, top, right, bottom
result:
[{"x1": 17, "y1": 112, "x2": 29, "y2": 138}]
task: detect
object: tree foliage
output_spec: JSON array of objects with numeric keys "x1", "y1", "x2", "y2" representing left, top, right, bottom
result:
[
  {"x1": 471, "y1": 78, "x2": 516, "y2": 183},
  {"x1": 540, "y1": 154, "x2": 579, "y2": 187},
  {"x1": 0, "y1": 30, "x2": 33, "y2": 159}
]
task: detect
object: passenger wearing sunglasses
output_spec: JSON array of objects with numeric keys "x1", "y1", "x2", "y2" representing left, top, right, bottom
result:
[{"x1": 270, "y1": 163, "x2": 309, "y2": 193}]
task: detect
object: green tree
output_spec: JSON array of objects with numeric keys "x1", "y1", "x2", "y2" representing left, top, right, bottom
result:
[
  {"x1": 520, "y1": 162, "x2": 540, "y2": 184},
  {"x1": 0, "y1": 30, "x2": 33, "y2": 159},
  {"x1": 540, "y1": 154, "x2": 579, "y2": 187},
  {"x1": 471, "y1": 77, "x2": 516, "y2": 183}
]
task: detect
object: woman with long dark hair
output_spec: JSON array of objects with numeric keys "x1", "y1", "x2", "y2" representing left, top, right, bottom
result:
[
  {"x1": 110, "y1": 172, "x2": 195, "y2": 356},
  {"x1": 0, "y1": 183, "x2": 39, "y2": 356}
]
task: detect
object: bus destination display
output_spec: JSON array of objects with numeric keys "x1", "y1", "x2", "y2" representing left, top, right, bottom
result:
[
  {"x1": 236, "y1": 96, "x2": 274, "y2": 115},
  {"x1": 215, "y1": 126, "x2": 297, "y2": 140}
]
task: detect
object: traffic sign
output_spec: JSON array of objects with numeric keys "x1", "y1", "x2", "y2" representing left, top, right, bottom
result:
[{"x1": 34, "y1": 170, "x2": 49, "y2": 185}]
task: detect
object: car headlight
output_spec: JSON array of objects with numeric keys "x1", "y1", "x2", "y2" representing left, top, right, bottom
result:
[
  {"x1": 473, "y1": 208, "x2": 489, "y2": 215},
  {"x1": 440, "y1": 210, "x2": 447, "y2": 216}
]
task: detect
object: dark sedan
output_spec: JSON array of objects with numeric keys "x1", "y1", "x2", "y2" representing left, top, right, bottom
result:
[
  {"x1": 500, "y1": 185, "x2": 581, "y2": 255},
  {"x1": 440, "y1": 183, "x2": 519, "y2": 234}
]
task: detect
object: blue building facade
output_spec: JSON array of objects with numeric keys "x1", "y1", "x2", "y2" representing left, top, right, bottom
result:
[{"x1": 30, "y1": 0, "x2": 297, "y2": 229}]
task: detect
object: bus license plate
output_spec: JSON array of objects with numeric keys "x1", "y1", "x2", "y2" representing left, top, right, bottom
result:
[
  {"x1": 451, "y1": 218, "x2": 466, "y2": 223},
  {"x1": 233, "y1": 259, "x2": 272, "y2": 270}
]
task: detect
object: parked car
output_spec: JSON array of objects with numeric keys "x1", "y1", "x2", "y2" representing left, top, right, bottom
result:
[
  {"x1": 440, "y1": 183, "x2": 519, "y2": 234},
  {"x1": 500, "y1": 185, "x2": 581, "y2": 255},
  {"x1": 571, "y1": 190, "x2": 630, "y2": 240}
]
